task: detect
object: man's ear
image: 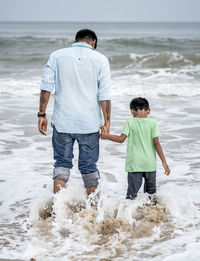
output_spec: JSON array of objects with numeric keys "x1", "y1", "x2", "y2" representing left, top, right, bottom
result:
[
  {"x1": 147, "y1": 109, "x2": 151, "y2": 115},
  {"x1": 91, "y1": 40, "x2": 96, "y2": 49}
]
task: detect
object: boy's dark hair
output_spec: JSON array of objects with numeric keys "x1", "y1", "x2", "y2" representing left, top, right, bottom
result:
[
  {"x1": 130, "y1": 97, "x2": 150, "y2": 111},
  {"x1": 75, "y1": 29, "x2": 98, "y2": 49}
]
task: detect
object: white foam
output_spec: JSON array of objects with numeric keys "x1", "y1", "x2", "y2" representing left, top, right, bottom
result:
[
  {"x1": 1, "y1": 74, "x2": 200, "y2": 261},
  {"x1": 111, "y1": 71, "x2": 200, "y2": 97}
]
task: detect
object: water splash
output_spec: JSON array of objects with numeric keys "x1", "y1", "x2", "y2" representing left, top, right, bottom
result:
[{"x1": 28, "y1": 186, "x2": 171, "y2": 261}]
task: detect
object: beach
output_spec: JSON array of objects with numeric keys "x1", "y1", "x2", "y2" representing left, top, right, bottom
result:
[{"x1": 0, "y1": 22, "x2": 200, "y2": 261}]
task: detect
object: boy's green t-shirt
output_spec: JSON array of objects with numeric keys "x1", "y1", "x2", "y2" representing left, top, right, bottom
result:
[{"x1": 121, "y1": 118, "x2": 160, "y2": 172}]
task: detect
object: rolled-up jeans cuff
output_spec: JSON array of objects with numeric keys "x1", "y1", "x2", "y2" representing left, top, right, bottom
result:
[
  {"x1": 82, "y1": 171, "x2": 100, "y2": 188},
  {"x1": 53, "y1": 167, "x2": 70, "y2": 183}
]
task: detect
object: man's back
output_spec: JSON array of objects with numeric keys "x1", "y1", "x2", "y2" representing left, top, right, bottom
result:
[
  {"x1": 40, "y1": 42, "x2": 111, "y2": 133},
  {"x1": 38, "y1": 29, "x2": 112, "y2": 195}
]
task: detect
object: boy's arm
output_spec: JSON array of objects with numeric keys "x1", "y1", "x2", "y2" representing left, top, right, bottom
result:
[
  {"x1": 153, "y1": 137, "x2": 170, "y2": 175},
  {"x1": 101, "y1": 133, "x2": 127, "y2": 143}
]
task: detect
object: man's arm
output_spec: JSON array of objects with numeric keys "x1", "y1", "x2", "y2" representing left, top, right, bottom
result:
[
  {"x1": 153, "y1": 137, "x2": 170, "y2": 175},
  {"x1": 100, "y1": 100, "x2": 111, "y2": 133},
  {"x1": 38, "y1": 53, "x2": 55, "y2": 136},
  {"x1": 38, "y1": 90, "x2": 51, "y2": 135},
  {"x1": 39, "y1": 90, "x2": 51, "y2": 113},
  {"x1": 101, "y1": 132, "x2": 127, "y2": 143},
  {"x1": 98, "y1": 56, "x2": 112, "y2": 134}
]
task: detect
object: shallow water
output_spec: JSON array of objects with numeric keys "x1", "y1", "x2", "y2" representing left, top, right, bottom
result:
[
  {"x1": 0, "y1": 94, "x2": 200, "y2": 261},
  {"x1": 0, "y1": 22, "x2": 200, "y2": 261}
]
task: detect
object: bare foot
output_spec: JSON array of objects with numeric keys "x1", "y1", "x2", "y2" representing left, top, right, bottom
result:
[
  {"x1": 54, "y1": 178, "x2": 66, "y2": 193},
  {"x1": 86, "y1": 186, "x2": 97, "y2": 195}
]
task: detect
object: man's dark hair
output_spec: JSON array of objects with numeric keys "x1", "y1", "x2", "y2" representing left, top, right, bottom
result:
[
  {"x1": 130, "y1": 97, "x2": 150, "y2": 111},
  {"x1": 75, "y1": 29, "x2": 98, "y2": 49}
]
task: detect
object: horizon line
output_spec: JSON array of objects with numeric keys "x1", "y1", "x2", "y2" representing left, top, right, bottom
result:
[{"x1": 0, "y1": 20, "x2": 199, "y2": 23}]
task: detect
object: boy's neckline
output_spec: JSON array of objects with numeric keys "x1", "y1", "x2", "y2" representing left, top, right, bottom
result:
[{"x1": 133, "y1": 117, "x2": 148, "y2": 119}]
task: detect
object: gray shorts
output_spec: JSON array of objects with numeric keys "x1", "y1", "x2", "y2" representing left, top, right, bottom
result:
[{"x1": 126, "y1": 171, "x2": 156, "y2": 199}]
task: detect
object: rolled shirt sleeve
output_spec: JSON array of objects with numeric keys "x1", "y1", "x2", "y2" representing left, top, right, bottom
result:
[
  {"x1": 40, "y1": 53, "x2": 56, "y2": 92},
  {"x1": 121, "y1": 120, "x2": 130, "y2": 136},
  {"x1": 97, "y1": 58, "x2": 112, "y2": 101},
  {"x1": 152, "y1": 120, "x2": 161, "y2": 138}
]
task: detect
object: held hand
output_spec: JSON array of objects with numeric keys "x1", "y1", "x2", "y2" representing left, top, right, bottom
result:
[
  {"x1": 101, "y1": 121, "x2": 110, "y2": 134},
  {"x1": 101, "y1": 132, "x2": 108, "y2": 140},
  {"x1": 100, "y1": 127, "x2": 107, "y2": 139},
  {"x1": 162, "y1": 162, "x2": 170, "y2": 176},
  {"x1": 38, "y1": 117, "x2": 48, "y2": 136}
]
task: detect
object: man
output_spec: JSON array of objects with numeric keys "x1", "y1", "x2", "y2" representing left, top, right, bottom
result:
[{"x1": 38, "y1": 29, "x2": 111, "y2": 195}]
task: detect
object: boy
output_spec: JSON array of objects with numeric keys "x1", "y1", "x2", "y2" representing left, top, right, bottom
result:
[{"x1": 101, "y1": 97, "x2": 170, "y2": 203}]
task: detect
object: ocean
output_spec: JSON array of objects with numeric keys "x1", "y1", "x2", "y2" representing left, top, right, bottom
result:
[{"x1": 0, "y1": 22, "x2": 200, "y2": 261}]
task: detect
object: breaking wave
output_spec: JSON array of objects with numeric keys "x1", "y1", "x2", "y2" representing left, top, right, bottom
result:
[{"x1": 109, "y1": 52, "x2": 200, "y2": 69}]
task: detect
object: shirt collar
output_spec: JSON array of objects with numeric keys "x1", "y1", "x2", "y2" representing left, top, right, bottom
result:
[{"x1": 72, "y1": 42, "x2": 94, "y2": 50}]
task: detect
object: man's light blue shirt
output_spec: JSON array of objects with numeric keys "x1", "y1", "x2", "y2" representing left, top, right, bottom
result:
[{"x1": 40, "y1": 42, "x2": 111, "y2": 134}]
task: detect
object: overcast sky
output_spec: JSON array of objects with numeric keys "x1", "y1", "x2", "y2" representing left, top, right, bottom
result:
[{"x1": 0, "y1": 0, "x2": 199, "y2": 22}]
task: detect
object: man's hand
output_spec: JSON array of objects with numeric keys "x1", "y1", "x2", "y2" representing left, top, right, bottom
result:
[
  {"x1": 38, "y1": 117, "x2": 48, "y2": 136},
  {"x1": 101, "y1": 121, "x2": 110, "y2": 134},
  {"x1": 162, "y1": 162, "x2": 170, "y2": 175},
  {"x1": 100, "y1": 100, "x2": 111, "y2": 134}
]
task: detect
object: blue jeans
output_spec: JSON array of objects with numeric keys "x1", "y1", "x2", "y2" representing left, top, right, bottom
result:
[{"x1": 52, "y1": 124, "x2": 100, "y2": 188}]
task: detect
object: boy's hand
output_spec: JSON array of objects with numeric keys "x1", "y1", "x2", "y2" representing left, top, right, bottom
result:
[
  {"x1": 162, "y1": 162, "x2": 170, "y2": 175},
  {"x1": 101, "y1": 132, "x2": 109, "y2": 140}
]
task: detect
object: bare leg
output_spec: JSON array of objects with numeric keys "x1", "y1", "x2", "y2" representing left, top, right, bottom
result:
[
  {"x1": 86, "y1": 186, "x2": 97, "y2": 195},
  {"x1": 54, "y1": 178, "x2": 66, "y2": 193}
]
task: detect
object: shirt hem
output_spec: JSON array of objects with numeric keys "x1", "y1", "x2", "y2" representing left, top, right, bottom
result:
[
  {"x1": 51, "y1": 121, "x2": 100, "y2": 134},
  {"x1": 125, "y1": 169, "x2": 157, "y2": 172}
]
